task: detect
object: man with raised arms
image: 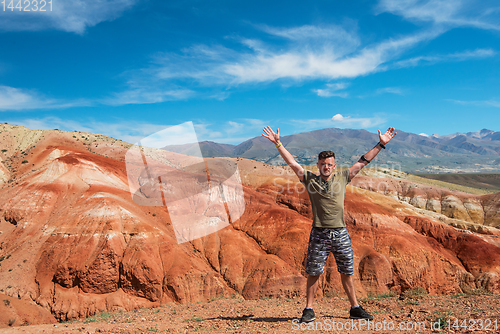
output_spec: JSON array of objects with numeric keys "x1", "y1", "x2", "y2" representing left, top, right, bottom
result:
[{"x1": 262, "y1": 126, "x2": 397, "y2": 322}]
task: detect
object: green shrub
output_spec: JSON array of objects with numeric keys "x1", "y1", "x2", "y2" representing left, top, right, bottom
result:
[{"x1": 402, "y1": 287, "x2": 427, "y2": 298}]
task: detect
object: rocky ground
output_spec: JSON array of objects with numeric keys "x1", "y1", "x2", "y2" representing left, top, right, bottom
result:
[{"x1": 1, "y1": 290, "x2": 499, "y2": 333}]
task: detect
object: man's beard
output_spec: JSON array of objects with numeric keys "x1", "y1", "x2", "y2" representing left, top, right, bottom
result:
[{"x1": 320, "y1": 170, "x2": 332, "y2": 177}]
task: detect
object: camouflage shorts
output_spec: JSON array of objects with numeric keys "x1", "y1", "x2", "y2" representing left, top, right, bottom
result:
[{"x1": 305, "y1": 226, "x2": 354, "y2": 276}]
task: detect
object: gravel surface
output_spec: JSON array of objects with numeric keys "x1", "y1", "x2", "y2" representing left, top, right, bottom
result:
[{"x1": 1, "y1": 290, "x2": 499, "y2": 333}]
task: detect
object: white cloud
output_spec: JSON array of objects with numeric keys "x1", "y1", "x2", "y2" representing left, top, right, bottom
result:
[
  {"x1": 120, "y1": 21, "x2": 440, "y2": 95},
  {"x1": 448, "y1": 99, "x2": 500, "y2": 108},
  {"x1": 153, "y1": 44, "x2": 240, "y2": 84},
  {"x1": 377, "y1": 0, "x2": 461, "y2": 24},
  {"x1": 394, "y1": 48, "x2": 496, "y2": 68},
  {"x1": 0, "y1": 85, "x2": 89, "y2": 110},
  {"x1": 190, "y1": 2, "x2": 497, "y2": 85},
  {"x1": 0, "y1": 84, "x2": 192, "y2": 110},
  {"x1": 258, "y1": 24, "x2": 361, "y2": 56},
  {"x1": 291, "y1": 114, "x2": 386, "y2": 131},
  {"x1": 221, "y1": 28, "x2": 442, "y2": 84},
  {"x1": 0, "y1": 0, "x2": 137, "y2": 34},
  {"x1": 486, "y1": 101, "x2": 500, "y2": 108},
  {"x1": 314, "y1": 83, "x2": 350, "y2": 98},
  {"x1": 330, "y1": 114, "x2": 386, "y2": 128},
  {"x1": 377, "y1": 0, "x2": 500, "y2": 31},
  {"x1": 226, "y1": 121, "x2": 245, "y2": 134},
  {"x1": 261, "y1": 24, "x2": 357, "y2": 41},
  {"x1": 332, "y1": 114, "x2": 349, "y2": 121},
  {"x1": 139, "y1": 122, "x2": 200, "y2": 149},
  {"x1": 111, "y1": 9, "x2": 497, "y2": 103},
  {"x1": 451, "y1": 48, "x2": 497, "y2": 59},
  {"x1": 103, "y1": 88, "x2": 194, "y2": 106},
  {"x1": 315, "y1": 84, "x2": 405, "y2": 99}
]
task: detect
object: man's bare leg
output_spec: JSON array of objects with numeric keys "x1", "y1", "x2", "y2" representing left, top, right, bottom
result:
[
  {"x1": 306, "y1": 275, "x2": 320, "y2": 308},
  {"x1": 341, "y1": 273, "x2": 373, "y2": 319},
  {"x1": 340, "y1": 273, "x2": 358, "y2": 307}
]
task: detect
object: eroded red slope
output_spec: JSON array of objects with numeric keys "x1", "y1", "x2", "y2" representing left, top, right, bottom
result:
[{"x1": 0, "y1": 124, "x2": 498, "y2": 325}]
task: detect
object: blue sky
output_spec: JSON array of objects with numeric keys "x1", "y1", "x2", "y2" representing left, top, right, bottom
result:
[{"x1": 0, "y1": 0, "x2": 499, "y2": 145}]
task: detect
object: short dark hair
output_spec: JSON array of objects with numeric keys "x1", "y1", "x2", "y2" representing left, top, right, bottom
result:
[{"x1": 318, "y1": 150, "x2": 335, "y2": 160}]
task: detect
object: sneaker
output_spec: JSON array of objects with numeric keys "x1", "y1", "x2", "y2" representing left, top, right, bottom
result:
[
  {"x1": 300, "y1": 308, "x2": 316, "y2": 323},
  {"x1": 349, "y1": 305, "x2": 373, "y2": 320}
]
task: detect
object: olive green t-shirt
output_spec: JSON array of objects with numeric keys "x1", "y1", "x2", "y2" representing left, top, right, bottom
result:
[{"x1": 301, "y1": 169, "x2": 351, "y2": 228}]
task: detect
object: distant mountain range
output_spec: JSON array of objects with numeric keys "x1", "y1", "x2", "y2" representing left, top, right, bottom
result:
[{"x1": 164, "y1": 128, "x2": 500, "y2": 173}]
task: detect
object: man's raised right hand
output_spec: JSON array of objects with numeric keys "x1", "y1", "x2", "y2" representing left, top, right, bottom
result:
[{"x1": 262, "y1": 126, "x2": 280, "y2": 145}]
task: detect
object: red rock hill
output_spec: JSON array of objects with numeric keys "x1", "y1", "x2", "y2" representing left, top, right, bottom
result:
[{"x1": 0, "y1": 124, "x2": 498, "y2": 326}]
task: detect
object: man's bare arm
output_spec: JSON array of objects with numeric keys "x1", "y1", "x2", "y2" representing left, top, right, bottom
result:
[
  {"x1": 349, "y1": 127, "x2": 397, "y2": 180},
  {"x1": 262, "y1": 126, "x2": 305, "y2": 182}
]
